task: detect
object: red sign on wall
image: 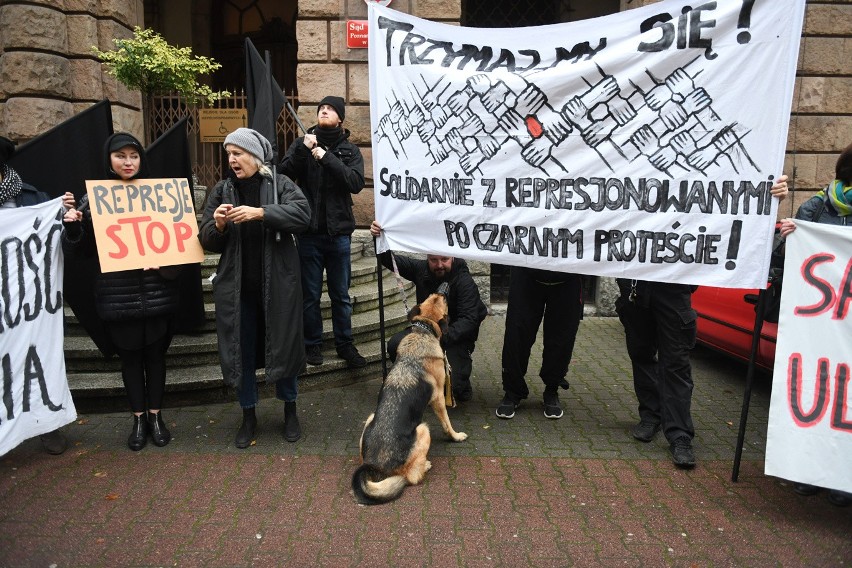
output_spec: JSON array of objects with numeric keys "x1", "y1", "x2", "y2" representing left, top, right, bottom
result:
[{"x1": 347, "y1": 20, "x2": 368, "y2": 49}]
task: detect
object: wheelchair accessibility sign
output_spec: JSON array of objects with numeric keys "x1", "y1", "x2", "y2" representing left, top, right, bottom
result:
[{"x1": 199, "y1": 109, "x2": 247, "y2": 143}]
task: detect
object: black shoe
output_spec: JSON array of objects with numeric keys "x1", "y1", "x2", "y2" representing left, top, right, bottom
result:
[
  {"x1": 337, "y1": 344, "x2": 367, "y2": 369},
  {"x1": 283, "y1": 401, "x2": 301, "y2": 443},
  {"x1": 453, "y1": 389, "x2": 473, "y2": 402},
  {"x1": 305, "y1": 345, "x2": 324, "y2": 366},
  {"x1": 496, "y1": 396, "x2": 519, "y2": 419},
  {"x1": 128, "y1": 414, "x2": 148, "y2": 451},
  {"x1": 792, "y1": 482, "x2": 820, "y2": 496},
  {"x1": 827, "y1": 490, "x2": 852, "y2": 507},
  {"x1": 669, "y1": 436, "x2": 696, "y2": 468},
  {"x1": 631, "y1": 421, "x2": 661, "y2": 442},
  {"x1": 147, "y1": 412, "x2": 171, "y2": 447},
  {"x1": 39, "y1": 430, "x2": 68, "y2": 455},
  {"x1": 543, "y1": 389, "x2": 563, "y2": 419},
  {"x1": 235, "y1": 407, "x2": 257, "y2": 449}
]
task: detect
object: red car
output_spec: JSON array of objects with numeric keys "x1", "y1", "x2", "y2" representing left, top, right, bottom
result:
[{"x1": 692, "y1": 285, "x2": 777, "y2": 371}]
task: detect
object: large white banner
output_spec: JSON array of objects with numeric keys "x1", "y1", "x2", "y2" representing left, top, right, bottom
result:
[
  {"x1": 369, "y1": 0, "x2": 805, "y2": 288},
  {"x1": 0, "y1": 198, "x2": 76, "y2": 456},
  {"x1": 765, "y1": 221, "x2": 852, "y2": 493}
]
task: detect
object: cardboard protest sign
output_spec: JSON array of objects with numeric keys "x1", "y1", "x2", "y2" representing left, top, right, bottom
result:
[
  {"x1": 85, "y1": 178, "x2": 205, "y2": 272},
  {"x1": 368, "y1": 0, "x2": 805, "y2": 288},
  {"x1": 765, "y1": 221, "x2": 852, "y2": 493},
  {"x1": 0, "y1": 198, "x2": 77, "y2": 456}
]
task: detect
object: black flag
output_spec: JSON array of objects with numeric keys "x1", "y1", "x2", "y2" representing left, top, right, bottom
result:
[
  {"x1": 244, "y1": 37, "x2": 285, "y2": 159},
  {"x1": 146, "y1": 117, "x2": 206, "y2": 333},
  {"x1": 8, "y1": 101, "x2": 115, "y2": 356},
  {"x1": 8, "y1": 100, "x2": 113, "y2": 200}
]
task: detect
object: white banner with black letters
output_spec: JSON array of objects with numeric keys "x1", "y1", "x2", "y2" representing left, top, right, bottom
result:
[
  {"x1": 369, "y1": 0, "x2": 805, "y2": 288},
  {"x1": 765, "y1": 221, "x2": 852, "y2": 493},
  {"x1": 0, "y1": 198, "x2": 76, "y2": 456}
]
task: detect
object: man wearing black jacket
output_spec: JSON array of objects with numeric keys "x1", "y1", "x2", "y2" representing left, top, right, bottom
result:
[
  {"x1": 370, "y1": 221, "x2": 488, "y2": 402},
  {"x1": 279, "y1": 96, "x2": 367, "y2": 368}
]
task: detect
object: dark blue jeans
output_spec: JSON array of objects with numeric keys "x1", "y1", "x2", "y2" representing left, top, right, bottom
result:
[
  {"x1": 297, "y1": 234, "x2": 353, "y2": 348},
  {"x1": 237, "y1": 294, "x2": 297, "y2": 408}
]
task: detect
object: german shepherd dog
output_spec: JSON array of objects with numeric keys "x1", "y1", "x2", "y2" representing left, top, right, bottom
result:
[{"x1": 352, "y1": 289, "x2": 468, "y2": 505}]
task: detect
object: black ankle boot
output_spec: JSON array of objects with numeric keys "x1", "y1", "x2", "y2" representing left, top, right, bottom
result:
[
  {"x1": 235, "y1": 407, "x2": 257, "y2": 449},
  {"x1": 128, "y1": 414, "x2": 147, "y2": 451},
  {"x1": 147, "y1": 412, "x2": 171, "y2": 447},
  {"x1": 283, "y1": 401, "x2": 301, "y2": 443}
]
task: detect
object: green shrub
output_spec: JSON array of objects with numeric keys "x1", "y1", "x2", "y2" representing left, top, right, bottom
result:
[{"x1": 93, "y1": 27, "x2": 229, "y2": 105}]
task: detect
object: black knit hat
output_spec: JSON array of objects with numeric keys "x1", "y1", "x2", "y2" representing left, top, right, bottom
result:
[
  {"x1": 317, "y1": 96, "x2": 345, "y2": 121},
  {"x1": 0, "y1": 136, "x2": 15, "y2": 168}
]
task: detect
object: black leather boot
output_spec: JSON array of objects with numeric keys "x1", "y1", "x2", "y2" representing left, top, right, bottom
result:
[
  {"x1": 283, "y1": 401, "x2": 301, "y2": 443},
  {"x1": 147, "y1": 412, "x2": 171, "y2": 447},
  {"x1": 235, "y1": 407, "x2": 257, "y2": 449},
  {"x1": 127, "y1": 414, "x2": 147, "y2": 451}
]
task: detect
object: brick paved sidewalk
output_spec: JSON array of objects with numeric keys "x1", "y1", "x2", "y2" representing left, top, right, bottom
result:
[{"x1": 1, "y1": 316, "x2": 849, "y2": 567}]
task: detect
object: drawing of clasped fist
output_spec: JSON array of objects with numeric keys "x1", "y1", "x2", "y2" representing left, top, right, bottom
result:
[
  {"x1": 481, "y1": 81, "x2": 517, "y2": 117},
  {"x1": 581, "y1": 117, "x2": 615, "y2": 148},
  {"x1": 644, "y1": 84, "x2": 671, "y2": 111},
  {"x1": 658, "y1": 100, "x2": 688, "y2": 131},
  {"x1": 665, "y1": 68, "x2": 695, "y2": 98},
  {"x1": 561, "y1": 97, "x2": 592, "y2": 131},
  {"x1": 681, "y1": 88, "x2": 711, "y2": 115},
  {"x1": 630, "y1": 125, "x2": 660, "y2": 156},
  {"x1": 446, "y1": 86, "x2": 473, "y2": 116},
  {"x1": 521, "y1": 136, "x2": 552, "y2": 168},
  {"x1": 515, "y1": 83, "x2": 546, "y2": 118},
  {"x1": 607, "y1": 96, "x2": 637, "y2": 127},
  {"x1": 581, "y1": 76, "x2": 618, "y2": 109},
  {"x1": 389, "y1": 102, "x2": 413, "y2": 139},
  {"x1": 649, "y1": 145, "x2": 678, "y2": 172}
]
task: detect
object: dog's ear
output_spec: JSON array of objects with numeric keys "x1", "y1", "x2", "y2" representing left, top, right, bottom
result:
[{"x1": 406, "y1": 304, "x2": 421, "y2": 322}]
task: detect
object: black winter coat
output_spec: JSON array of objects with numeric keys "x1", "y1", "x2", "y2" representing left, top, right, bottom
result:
[
  {"x1": 15, "y1": 183, "x2": 49, "y2": 206},
  {"x1": 379, "y1": 252, "x2": 488, "y2": 347},
  {"x1": 278, "y1": 127, "x2": 364, "y2": 235},
  {"x1": 198, "y1": 173, "x2": 311, "y2": 387}
]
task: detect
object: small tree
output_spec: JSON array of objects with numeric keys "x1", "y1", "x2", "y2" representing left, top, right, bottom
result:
[{"x1": 93, "y1": 27, "x2": 229, "y2": 105}]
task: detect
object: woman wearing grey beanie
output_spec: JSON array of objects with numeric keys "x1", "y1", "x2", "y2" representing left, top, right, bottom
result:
[{"x1": 199, "y1": 128, "x2": 311, "y2": 446}]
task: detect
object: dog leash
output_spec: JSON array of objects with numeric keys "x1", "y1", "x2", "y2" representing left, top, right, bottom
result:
[{"x1": 388, "y1": 251, "x2": 411, "y2": 314}]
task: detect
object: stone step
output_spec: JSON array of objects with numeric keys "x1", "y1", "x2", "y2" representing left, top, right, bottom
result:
[
  {"x1": 68, "y1": 336, "x2": 397, "y2": 406},
  {"x1": 64, "y1": 308, "x2": 411, "y2": 372},
  {"x1": 62, "y1": 266, "x2": 414, "y2": 335}
]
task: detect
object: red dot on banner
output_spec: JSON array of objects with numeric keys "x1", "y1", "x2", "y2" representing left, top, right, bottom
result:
[{"x1": 525, "y1": 115, "x2": 544, "y2": 139}]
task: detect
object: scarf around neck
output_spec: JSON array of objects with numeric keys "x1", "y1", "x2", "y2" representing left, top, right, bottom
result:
[
  {"x1": 0, "y1": 165, "x2": 23, "y2": 204},
  {"x1": 816, "y1": 179, "x2": 852, "y2": 217},
  {"x1": 315, "y1": 126, "x2": 342, "y2": 149}
]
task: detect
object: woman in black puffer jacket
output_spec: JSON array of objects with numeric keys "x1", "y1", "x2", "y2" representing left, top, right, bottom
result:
[{"x1": 64, "y1": 133, "x2": 180, "y2": 451}]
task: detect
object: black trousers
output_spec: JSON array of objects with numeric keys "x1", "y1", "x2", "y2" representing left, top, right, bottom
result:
[
  {"x1": 500, "y1": 268, "x2": 583, "y2": 402},
  {"x1": 615, "y1": 280, "x2": 696, "y2": 442},
  {"x1": 115, "y1": 333, "x2": 171, "y2": 413},
  {"x1": 387, "y1": 329, "x2": 475, "y2": 395}
]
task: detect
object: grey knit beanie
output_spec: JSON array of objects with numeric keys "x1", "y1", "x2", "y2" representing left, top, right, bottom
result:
[{"x1": 223, "y1": 128, "x2": 273, "y2": 163}]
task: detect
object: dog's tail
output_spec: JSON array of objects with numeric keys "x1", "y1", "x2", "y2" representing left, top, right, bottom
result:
[{"x1": 351, "y1": 464, "x2": 407, "y2": 505}]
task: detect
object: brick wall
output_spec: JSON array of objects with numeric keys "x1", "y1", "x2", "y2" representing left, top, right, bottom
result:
[{"x1": 0, "y1": 0, "x2": 144, "y2": 143}]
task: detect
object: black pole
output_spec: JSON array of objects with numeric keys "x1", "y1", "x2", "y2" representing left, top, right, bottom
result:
[
  {"x1": 732, "y1": 287, "x2": 768, "y2": 482},
  {"x1": 265, "y1": 50, "x2": 281, "y2": 242},
  {"x1": 374, "y1": 237, "x2": 388, "y2": 383}
]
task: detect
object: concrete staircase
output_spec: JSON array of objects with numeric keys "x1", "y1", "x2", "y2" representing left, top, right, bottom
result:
[{"x1": 64, "y1": 240, "x2": 413, "y2": 409}]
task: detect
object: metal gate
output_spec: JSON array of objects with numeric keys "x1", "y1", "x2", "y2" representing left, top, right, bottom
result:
[{"x1": 146, "y1": 91, "x2": 301, "y2": 192}]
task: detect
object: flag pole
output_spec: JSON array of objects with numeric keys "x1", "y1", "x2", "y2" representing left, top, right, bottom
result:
[
  {"x1": 265, "y1": 49, "x2": 281, "y2": 242},
  {"x1": 374, "y1": 238, "x2": 389, "y2": 383}
]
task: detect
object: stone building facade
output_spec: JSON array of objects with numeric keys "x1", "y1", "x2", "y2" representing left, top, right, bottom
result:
[{"x1": 1, "y1": 0, "x2": 850, "y2": 309}]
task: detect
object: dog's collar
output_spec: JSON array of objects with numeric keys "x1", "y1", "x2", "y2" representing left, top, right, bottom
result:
[{"x1": 411, "y1": 320, "x2": 438, "y2": 337}]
